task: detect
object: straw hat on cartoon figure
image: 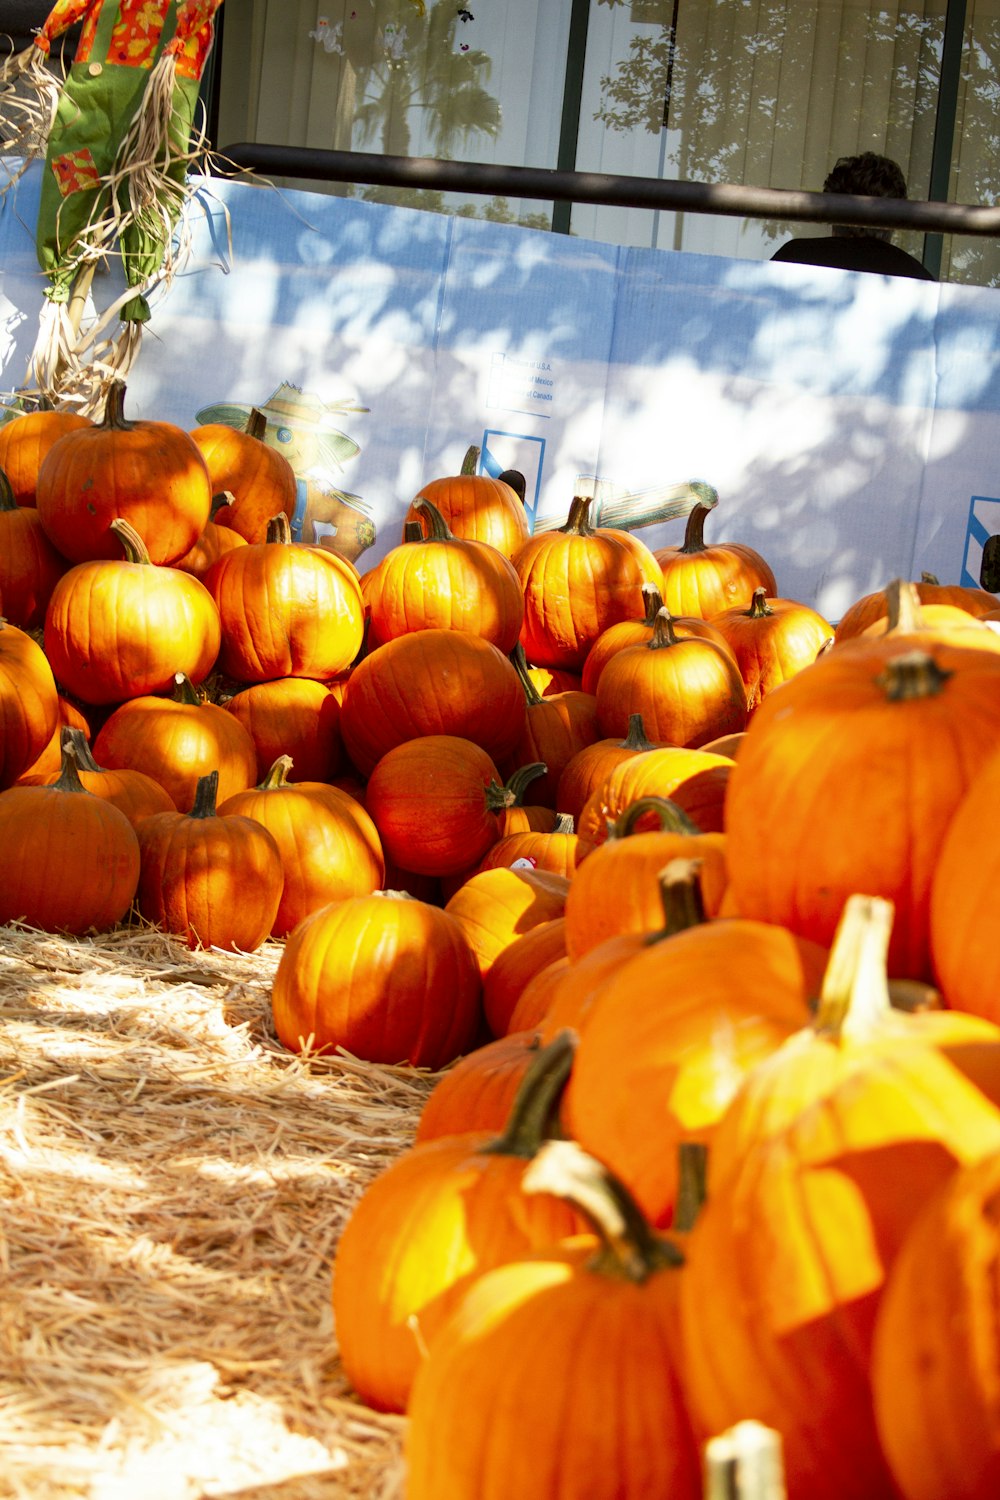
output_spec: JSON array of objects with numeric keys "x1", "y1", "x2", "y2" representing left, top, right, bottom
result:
[{"x1": 196, "y1": 382, "x2": 376, "y2": 563}]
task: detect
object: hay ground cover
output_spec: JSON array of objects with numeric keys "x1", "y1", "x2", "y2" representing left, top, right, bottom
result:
[{"x1": 0, "y1": 922, "x2": 437, "y2": 1499}]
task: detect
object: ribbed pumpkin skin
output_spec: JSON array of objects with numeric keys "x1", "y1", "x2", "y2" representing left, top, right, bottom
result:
[
  {"x1": 415, "y1": 1030, "x2": 543, "y2": 1143},
  {"x1": 0, "y1": 479, "x2": 67, "y2": 628},
  {"x1": 654, "y1": 504, "x2": 777, "y2": 620},
  {"x1": 171, "y1": 520, "x2": 248, "y2": 579},
  {"x1": 135, "y1": 800, "x2": 284, "y2": 952},
  {"x1": 404, "y1": 472, "x2": 530, "y2": 560},
  {"x1": 331, "y1": 1131, "x2": 586, "y2": 1414},
  {"x1": 405, "y1": 1243, "x2": 700, "y2": 1500},
  {"x1": 271, "y1": 893, "x2": 482, "y2": 1065},
  {"x1": 872, "y1": 1152, "x2": 1000, "y2": 1500},
  {"x1": 594, "y1": 620, "x2": 749, "y2": 748},
  {"x1": 218, "y1": 775, "x2": 384, "y2": 937},
  {"x1": 444, "y1": 867, "x2": 571, "y2": 983},
  {"x1": 710, "y1": 590, "x2": 834, "y2": 712},
  {"x1": 43, "y1": 554, "x2": 222, "y2": 705},
  {"x1": 340, "y1": 632, "x2": 527, "y2": 777},
  {"x1": 498, "y1": 689, "x2": 600, "y2": 808},
  {"x1": 575, "y1": 746, "x2": 735, "y2": 845},
  {"x1": 222, "y1": 678, "x2": 342, "y2": 784},
  {"x1": 0, "y1": 778, "x2": 140, "y2": 933},
  {"x1": 0, "y1": 409, "x2": 93, "y2": 505},
  {"x1": 724, "y1": 640, "x2": 1000, "y2": 980},
  {"x1": 189, "y1": 423, "x2": 297, "y2": 543},
  {"x1": 512, "y1": 509, "x2": 664, "y2": 672},
  {"x1": 482, "y1": 918, "x2": 568, "y2": 1037},
  {"x1": 18, "y1": 731, "x2": 176, "y2": 823},
  {"x1": 35, "y1": 389, "x2": 213, "y2": 566},
  {"x1": 0, "y1": 620, "x2": 60, "y2": 789},
  {"x1": 205, "y1": 538, "x2": 364, "y2": 682},
  {"x1": 835, "y1": 577, "x2": 1000, "y2": 640},
  {"x1": 930, "y1": 746, "x2": 1000, "y2": 1022},
  {"x1": 365, "y1": 735, "x2": 505, "y2": 878},
  {"x1": 369, "y1": 501, "x2": 525, "y2": 651},
  {"x1": 92, "y1": 692, "x2": 258, "y2": 814}
]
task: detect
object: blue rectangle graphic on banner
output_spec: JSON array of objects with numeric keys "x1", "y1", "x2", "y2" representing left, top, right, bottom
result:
[
  {"x1": 481, "y1": 431, "x2": 545, "y2": 530},
  {"x1": 962, "y1": 496, "x2": 1000, "y2": 588}
]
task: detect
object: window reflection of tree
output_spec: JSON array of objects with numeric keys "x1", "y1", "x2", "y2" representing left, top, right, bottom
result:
[{"x1": 590, "y1": 0, "x2": 1000, "y2": 285}]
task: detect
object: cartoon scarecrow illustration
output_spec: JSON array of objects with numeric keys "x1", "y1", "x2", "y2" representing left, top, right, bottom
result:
[
  {"x1": 0, "y1": 0, "x2": 223, "y2": 412},
  {"x1": 196, "y1": 382, "x2": 377, "y2": 564}
]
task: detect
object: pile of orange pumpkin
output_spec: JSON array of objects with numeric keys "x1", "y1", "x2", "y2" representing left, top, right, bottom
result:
[{"x1": 4, "y1": 384, "x2": 1000, "y2": 1497}]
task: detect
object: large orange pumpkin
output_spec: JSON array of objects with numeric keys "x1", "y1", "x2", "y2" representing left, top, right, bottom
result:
[
  {"x1": 709, "y1": 586, "x2": 834, "y2": 712},
  {"x1": 189, "y1": 409, "x2": 297, "y2": 544},
  {"x1": 35, "y1": 381, "x2": 213, "y2": 566},
  {"x1": 0, "y1": 404, "x2": 92, "y2": 506},
  {"x1": 511, "y1": 494, "x2": 665, "y2": 671},
  {"x1": 0, "y1": 465, "x2": 67, "y2": 628},
  {"x1": 403, "y1": 445, "x2": 530, "y2": 560},
  {"x1": 654, "y1": 498, "x2": 777, "y2": 619},
  {"x1": 0, "y1": 617, "x2": 61, "y2": 789}
]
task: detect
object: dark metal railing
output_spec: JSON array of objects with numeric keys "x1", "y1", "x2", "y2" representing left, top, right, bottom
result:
[{"x1": 218, "y1": 143, "x2": 1000, "y2": 239}]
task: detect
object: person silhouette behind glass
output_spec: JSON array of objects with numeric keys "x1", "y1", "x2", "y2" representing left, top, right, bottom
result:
[{"x1": 771, "y1": 152, "x2": 935, "y2": 281}]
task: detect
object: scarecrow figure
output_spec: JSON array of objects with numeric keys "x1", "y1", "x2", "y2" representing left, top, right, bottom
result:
[{"x1": 0, "y1": 0, "x2": 223, "y2": 412}]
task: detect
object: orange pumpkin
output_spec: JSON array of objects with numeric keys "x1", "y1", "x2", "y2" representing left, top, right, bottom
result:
[
  {"x1": 0, "y1": 404, "x2": 92, "y2": 506},
  {"x1": 0, "y1": 735, "x2": 140, "y2": 934},
  {"x1": 35, "y1": 381, "x2": 213, "y2": 565},
  {"x1": 594, "y1": 607, "x2": 749, "y2": 748},
  {"x1": 498, "y1": 644, "x2": 600, "y2": 807},
  {"x1": 135, "y1": 770, "x2": 284, "y2": 951},
  {"x1": 170, "y1": 515, "x2": 248, "y2": 579},
  {"x1": 189, "y1": 409, "x2": 297, "y2": 544},
  {"x1": 43, "y1": 519, "x2": 222, "y2": 705},
  {"x1": 221, "y1": 677, "x2": 342, "y2": 784},
  {"x1": 217, "y1": 755, "x2": 384, "y2": 937},
  {"x1": 271, "y1": 890, "x2": 482, "y2": 1066},
  {"x1": 709, "y1": 586, "x2": 834, "y2": 712},
  {"x1": 575, "y1": 743, "x2": 735, "y2": 845},
  {"x1": 481, "y1": 917, "x2": 568, "y2": 1037},
  {"x1": 0, "y1": 465, "x2": 66, "y2": 627},
  {"x1": 444, "y1": 865, "x2": 571, "y2": 984},
  {"x1": 0, "y1": 617, "x2": 61, "y2": 789},
  {"x1": 369, "y1": 496, "x2": 525, "y2": 651},
  {"x1": 415, "y1": 1029, "x2": 544, "y2": 1143},
  {"x1": 403, "y1": 444, "x2": 530, "y2": 560},
  {"x1": 554, "y1": 711, "x2": 662, "y2": 824},
  {"x1": 834, "y1": 571, "x2": 1000, "y2": 641},
  {"x1": 331, "y1": 1034, "x2": 586, "y2": 1413},
  {"x1": 19, "y1": 725, "x2": 176, "y2": 823},
  {"x1": 511, "y1": 494, "x2": 664, "y2": 671},
  {"x1": 655, "y1": 499, "x2": 777, "y2": 619}
]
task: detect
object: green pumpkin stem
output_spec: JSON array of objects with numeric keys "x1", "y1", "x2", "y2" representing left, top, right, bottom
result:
[
  {"x1": 496, "y1": 761, "x2": 549, "y2": 807},
  {"x1": 881, "y1": 579, "x2": 922, "y2": 634},
  {"x1": 813, "y1": 893, "x2": 894, "y2": 1041},
  {"x1": 257, "y1": 755, "x2": 295, "y2": 790},
  {"x1": 247, "y1": 408, "x2": 268, "y2": 442},
  {"x1": 640, "y1": 581, "x2": 664, "y2": 624},
  {"x1": 523, "y1": 1138, "x2": 684, "y2": 1282},
  {"x1": 510, "y1": 642, "x2": 546, "y2": 708},
  {"x1": 52, "y1": 733, "x2": 91, "y2": 795},
  {"x1": 403, "y1": 520, "x2": 424, "y2": 544},
  {"x1": 460, "y1": 445, "x2": 479, "y2": 476},
  {"x1": 746, "y1": 587, "x2": 774, "y2": 619},
  {"x1": 189, "y1": 770, "x2": 220, "y2": 819},
  {"x1": 210, "y1": 490, "x2": 235, "y2": 517},
  {"x1": 99, "y1": 380, "x2": 134, "y2": 432},
  {"x1": 560, "y1": 494, "x2": 595, "y2": 535},
  {"x1": 649, "y1": 607, "x2": 682, "y2": 649},
  {"x1": 610, "y1": 796, "x2": 701, "y2": 841},
  {"x1": 109, "y1": 516, "x2": 152, "y2": 564},
  {"x1": 553, "y1": 812, "x2": 575, "y2": 835},
  {"x1": 412, "y1": 496, "x2": 457, "y2": 542},
  {"x1": 647, "y1": 857, "x2": 708, "y2": 944},
  {"x1": 0, "y1": 466, "x2": 16, "y2": 511},
  {"x1": 481, "y1": 1030, "x2": 576, "y2": 1160},
  {"x1": 172, "y1": 673, "x2": 205, "y2": 706},
  {"x1": 673, "y1": 1141, "x2": 709, "y2": 1234}
]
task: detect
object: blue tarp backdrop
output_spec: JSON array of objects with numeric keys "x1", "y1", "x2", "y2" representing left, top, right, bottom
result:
[{"x1": 2, "y1": 162, "x2": 999, "y2": 617}]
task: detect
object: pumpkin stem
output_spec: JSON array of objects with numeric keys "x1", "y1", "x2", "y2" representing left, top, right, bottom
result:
[
  {"x1": 679, "y1": 499, "x2": 717, "y2": 555},
  {"x1": 480, "y1": 1030, "x2": 576, "y2": 1160},
  {"x1": 920, "y1": 571, "x2": 940, "y2": 585},
  {"x1": 484, "y1": 777, "x2": 518, "y2": 813},
  {"x1": 265, "y1": 512, "x2": 293, "y2": 545},
  {"x1": 257, "y1": 755, "x2": 295, "y2": 790},
  {"x1": 247, "y1": 408, "x2": 268, "y2": 441},
  {"x1": 704, "y1": 1421, "x2": 788, "y2": 1500},
  {"x1": 610, "y1": 796, "x2": 701, "y2": 841},
  {"x1": 412, "y1": 496, "x2": 457, "y2": 542},
  {"x1": 640, "y1": 581, "x2": 664, "y2": 625},
  {"x1": 109, "y1": 516, "x2": 152, "y2": 564},
  {"x1": 460, "y1": 445, "x2": 480, "y2": 476},
  {"x1": 211, "y1": 490, "x2": 235, "y2": 517},
  {"x1": 0, "y1": 466, "x2": 16, "y2": 512},
  {"x1": 881, "y1": 579, "x2": 923, "y2": 634},
  {"x1": 558, "y1": 494, "x2": 596, "y2": 536},
  {"x1": 813, "y1": 893, "x2": 894, "y2": 1040},
  {"x1": 673, "y1": 1142, "x2": 709, "y2": 1234},
  {"x1": 746, "y1": 587, "x2": 774, "y2": 619},
  {"x1": 99, "y1": 380, "x2": 135, "y2": 432},
  {"x1": 553, "y1": 812, "x2": 575, "y2": 835},
  {"x1": 648, "y1": 607, "x2": 682, "y2": 650},
  {"x1": 646, "y1": 857, "x2": 707, "y2": 943},
  {"x1": 617, "y1": 711, "x2": 658, "y2": 752},
  {"x1": 52, "y1": 732, "x2": 91, "y2": 796},
  {"x1": 172, "y1": 673, "x2": 205, "y2": 706},
  {"x1": 509, "y1": 642, "x2": 546, "y2": 708},
  {"x1": 875, "y1": 650, "x2": 953, "y2": 702},
  {"x1": 500, "y1": 761, "x2": 549, "y2": 806},
  {"x1": 402, "y1": 520, "x2": 424, "y2": 544},
  {"x1": 523, "y1": 1139, "x2": 684, "y2": 1282},
  {"x1": 59, "y1": 725, "x2": 98, "y2": 772},
  {"x1": 189, "y1": 770, "x2": 220, "y2": 819}
]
